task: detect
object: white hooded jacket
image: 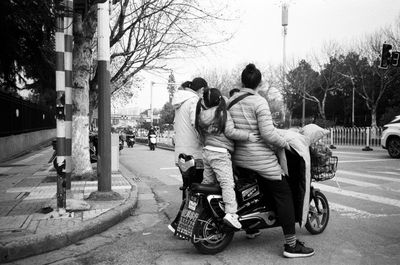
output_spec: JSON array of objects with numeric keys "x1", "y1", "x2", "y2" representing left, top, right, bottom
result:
[{"x1": 172, "y1": 89, "x2": 203, "y2": 164}]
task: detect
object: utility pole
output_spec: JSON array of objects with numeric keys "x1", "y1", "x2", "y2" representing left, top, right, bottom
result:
[
  {"x1": 55, "y1": 1, "x2": 66, "y2": 213},
  {"x1": 97, "y1": 1, "x2": 111, "y2": 192},
  {"x1": 150, "y1": 81, "x2": 154, "y2": 126}
]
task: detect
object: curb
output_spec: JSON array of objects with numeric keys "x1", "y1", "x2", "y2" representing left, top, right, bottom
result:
[{"x1": 0, "y1": 164, "x2": 138, "y2": 263}]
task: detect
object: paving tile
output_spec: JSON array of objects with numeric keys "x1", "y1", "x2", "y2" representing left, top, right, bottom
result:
[
  {"x1": 24, "y1": 185, "x2": 56, "y2": 200},
  {"x1": 0, "y1": 215, "x2": 31, "y2": 232},
  {"x1": 14, "y1": 177, "x2": 42, "y2": 188},
  {"x1": 0, "y1": 201, "x2": 18, "y2": 216},
  {"x1": 8, "y1": 200, "x2": 47, "y2": 215}
]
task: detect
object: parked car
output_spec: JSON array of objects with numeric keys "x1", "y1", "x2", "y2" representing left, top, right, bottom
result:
[{"x1": 381, "y1": 115, "x2": 400, "y2": 158}]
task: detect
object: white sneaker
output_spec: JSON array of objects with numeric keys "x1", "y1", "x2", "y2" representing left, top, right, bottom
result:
[{"x1": 223, "y1": 213, "x2": 242, "y2": 229}]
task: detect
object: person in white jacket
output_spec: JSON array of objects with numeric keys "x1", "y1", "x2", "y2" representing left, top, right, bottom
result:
[
  {"x1": 172, "y1": 77, "x2": 208, "y2": 165},
  {"x1": 168, "y1": 77, "x2": 208, "y2": 234}
]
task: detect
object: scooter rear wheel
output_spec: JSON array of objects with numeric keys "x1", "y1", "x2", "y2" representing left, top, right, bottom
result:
[
  {"x1": 192, "y1": 212, "x2": 234, "y2": 254},
  {"x1": 305, "y1": 190, "x2": 329, "y2": 235}
]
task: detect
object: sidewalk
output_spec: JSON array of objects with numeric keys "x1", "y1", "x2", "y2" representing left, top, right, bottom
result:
[{"x1": 0, "y1": 147, "x2": 138, "y2": 263}]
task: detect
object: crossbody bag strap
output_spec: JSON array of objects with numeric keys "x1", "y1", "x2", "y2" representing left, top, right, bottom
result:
[{"x1": 227, "y1": 93, "x2": 252, "y2": 110}]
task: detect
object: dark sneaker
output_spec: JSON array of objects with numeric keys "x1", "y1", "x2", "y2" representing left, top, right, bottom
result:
[
  {"x1": 245, "y1": 228, "x2": 261, "y2": 239},
  {"x1": 283, "y1": 240, "x2": 315, "y2": 258}
]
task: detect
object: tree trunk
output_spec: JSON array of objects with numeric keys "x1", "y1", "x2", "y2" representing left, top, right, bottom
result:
[
  {"x1": 72, "y1": 10, "x2": 97, "y2": 177},
  {"x1": 371, "y1": 105, "x2": 377, "y2": 128}
]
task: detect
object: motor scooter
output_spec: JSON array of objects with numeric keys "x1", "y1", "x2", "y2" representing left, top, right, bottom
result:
[
  {"x1": 126, "y1": 134, "x2": 135, "y2": 147},
  {"x1": 170, "y1": 149, "x2": 338, "y2": 254},
  {"x1": 148, "y1": 134, "x2": 157, "y2": 150}
]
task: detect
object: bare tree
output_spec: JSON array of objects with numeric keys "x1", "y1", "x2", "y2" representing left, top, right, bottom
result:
[
  {"x1": 72, "y1": 0, "x2": 235, "y2": 176},
  {"x1": 199, "y1": 66, "x2": 242, "y2": 97},
  {"x1": 355, "y1": 27, "x2": 400, "y2": 127},
  {"x1": 311, "y1": 51, "x2": 345, "y2": 121}
]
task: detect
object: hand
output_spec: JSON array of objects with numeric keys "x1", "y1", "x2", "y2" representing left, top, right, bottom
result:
[{"x1": 248, "y1": 133, "x2": 261, "y2": 142}]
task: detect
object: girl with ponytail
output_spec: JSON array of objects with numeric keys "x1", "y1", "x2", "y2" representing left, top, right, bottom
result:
[{"x1": 195, "y1": 88, "x2": 259, "y2": 229}]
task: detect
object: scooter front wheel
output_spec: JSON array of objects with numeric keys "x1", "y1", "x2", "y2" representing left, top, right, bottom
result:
[
  {"x1": 192, "y1": 212, "x2": 234, "y2": 254},
  {"x1": 305, "y1": 190, "x2": 329, "y2": 235}
]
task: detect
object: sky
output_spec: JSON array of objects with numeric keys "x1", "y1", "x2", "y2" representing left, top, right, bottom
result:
[{"x1": 128, "y1": 0, "x2": 400, "y2": 112}]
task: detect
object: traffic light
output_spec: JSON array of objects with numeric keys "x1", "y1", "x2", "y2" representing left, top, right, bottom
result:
[{"x1": 379, "y1": 43, "x2": 392, "y2": 69}]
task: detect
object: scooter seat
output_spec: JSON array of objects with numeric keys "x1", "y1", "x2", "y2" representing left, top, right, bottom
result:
[{"x1": 190, "y1": 183, "x2": 221, "y2": 194}]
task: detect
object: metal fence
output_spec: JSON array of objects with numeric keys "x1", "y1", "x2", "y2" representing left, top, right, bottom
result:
[
  {"x1": 322, "y1": 127, "x2": 383, "y2": 147},
  {"x1": 0, "y1": 92, "x2": 56, "y2": 137},
  {"x1": 137, "y1": 126, "x2": 384, "y2": 149}
]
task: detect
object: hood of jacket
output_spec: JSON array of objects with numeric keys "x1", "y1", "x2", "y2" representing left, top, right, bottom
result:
[
  {"x1": 198, "y1": 105, "x2": 217, "y2": 128},
  {"x1": 172, "y1": 89, "x2": 199, "y2": 110}
]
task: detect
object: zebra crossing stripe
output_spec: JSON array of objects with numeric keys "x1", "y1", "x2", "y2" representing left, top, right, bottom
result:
[
  {"x1": 334, "y1": 177, "x2": 379, "y2": 187},
  {"x1": 314, "y1": 183, "x2": 400, "y2": 208},
  {"x1": 337, "y1": 170, "x2": 400, "y2": 183},
  {"x1": 339, "y1": 159, "x2": 391, "y2": 163},
  {"x1": 0, "y1": 167, "x2": 12, "y2": 174},
  {"x1": 329, "y1": 202, "x2": 400, "y2": 219}
]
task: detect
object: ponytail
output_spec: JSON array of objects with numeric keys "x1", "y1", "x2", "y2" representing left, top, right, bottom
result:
[
  {"x1": 195, "y1": 98, "x2": 203, "y2": 137},
  {"x1": 214, "y1": 96, "x2": 227, "y2": 134}
]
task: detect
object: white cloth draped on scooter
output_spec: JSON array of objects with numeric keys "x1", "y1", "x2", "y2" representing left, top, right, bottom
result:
[{"x1": 276, "y1": 129, "x2": 311, "y2": 227}]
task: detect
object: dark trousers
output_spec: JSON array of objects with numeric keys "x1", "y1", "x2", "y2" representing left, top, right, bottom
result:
[{"x1": 259, "y1": 176, "x2": 296, "y2": 235}]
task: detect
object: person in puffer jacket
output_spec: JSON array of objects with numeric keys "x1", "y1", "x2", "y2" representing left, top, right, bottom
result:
[
  {"x1": 195, "y1": 88, "x2": 259, "y2": 229},
  {"x1": 227, "y1": 63, "x2": 315, "y2": 258}
]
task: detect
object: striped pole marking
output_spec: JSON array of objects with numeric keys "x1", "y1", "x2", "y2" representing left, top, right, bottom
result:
[
  {"x1": 64, "y1": 0, "x2": 73, "y2": 190},
  {"x1": 55, "y1": 3, "x2": 66, "y2": 211}
]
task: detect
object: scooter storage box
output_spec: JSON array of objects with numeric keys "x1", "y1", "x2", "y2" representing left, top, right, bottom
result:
[{"x1": 235, "y1": 178, "x2": 260, "y2": 204}]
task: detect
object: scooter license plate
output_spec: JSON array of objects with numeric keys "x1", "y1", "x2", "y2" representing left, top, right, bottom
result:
[{"x1": 188, "y1": 196, "x2": 198, "y2": 211}]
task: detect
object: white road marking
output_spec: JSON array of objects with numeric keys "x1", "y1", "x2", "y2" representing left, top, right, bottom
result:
[
  {"x1": 0, "y1": 167, "x2": 12, "y2": 174},
  {"x1": 333, "y1": 150, "x2": 386, "y2": 155},
  {"x1": 334, "y1": 177, "x2": 400, "y2": 193},
  {"x1": 314, "y1": 183, "x2": 400, "y2": 208},
  {"x1": 160, "y1": 167, "x2": 179, "y2": 170},
  {"x1": 372, "y1": 171, "x2": 400, "y2": 176},
  {"x1": 335, "y1": 177, "x2": 379, "y2": 187},
  {"x1": 329, "y1": 202, "x2": 400, "y2": 219},
  {"x1": 339, "y1": 159, "x2": 391, "y2": 163},
  {"x1": 337, "y1": 170, "x2": 400, "y2": 183}
]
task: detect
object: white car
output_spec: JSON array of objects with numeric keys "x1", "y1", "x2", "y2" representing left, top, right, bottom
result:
[{"x1": 381, "y1": 115, "x2": 400, "y2": 158}]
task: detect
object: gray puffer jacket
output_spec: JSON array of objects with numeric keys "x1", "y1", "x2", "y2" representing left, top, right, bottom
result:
[{"x1": 227, "y1": 88, "x2": 288, "y2": 180}]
